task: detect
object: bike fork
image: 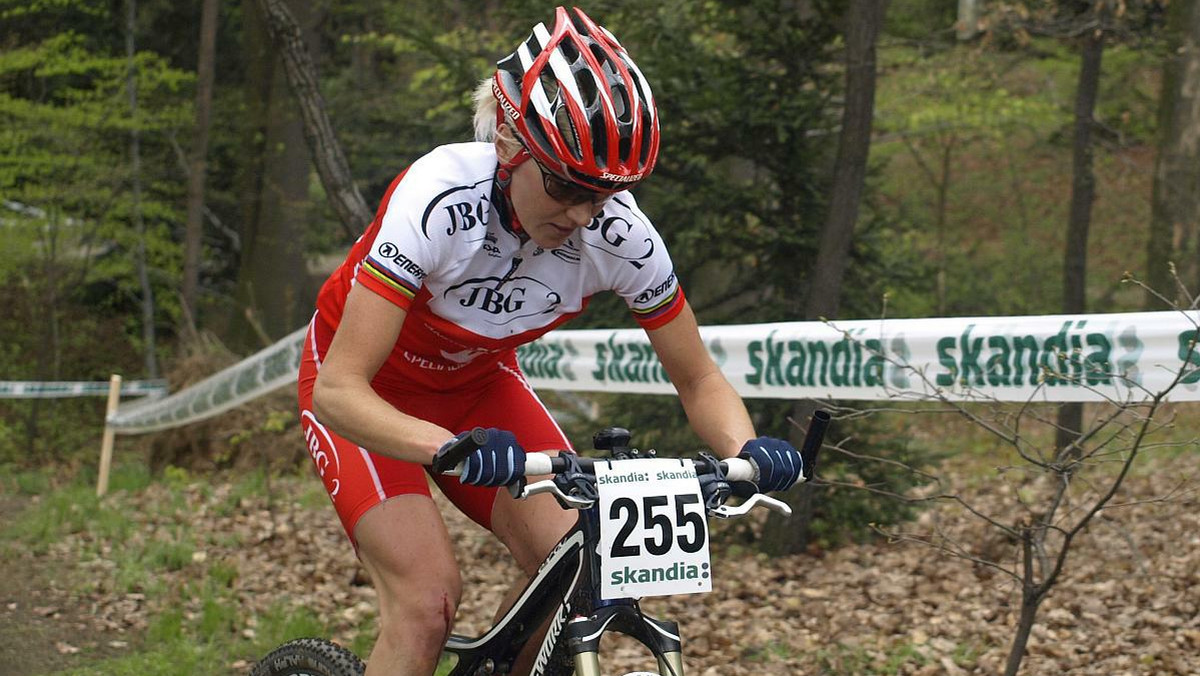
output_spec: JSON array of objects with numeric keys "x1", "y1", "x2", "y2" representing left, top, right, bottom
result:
[
  {"x1": 571, "y1": 650, "x2": 684, "y2": 676},
  {"x1": 565, "y1": 609, "x2": 685, "y2": 676}
]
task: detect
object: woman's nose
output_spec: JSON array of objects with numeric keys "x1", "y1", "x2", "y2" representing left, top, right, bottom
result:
[{"x1": 563, "y1": 201, "x2": 597, "y2": 228}]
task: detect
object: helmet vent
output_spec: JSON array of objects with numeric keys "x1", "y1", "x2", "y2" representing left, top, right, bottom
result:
[
  {"x1": 610, "y1": 84, "x2": 631, "y2": 124},
  {"x1": 568, "y1": 9, "x2": 590, "y2": 35},
  {"x1": 589, "y1": 110, "x2": 608, "y2": 165},
  {"x1": 539, "y1": 70, "x2": 560, "y2": 105},
  {"x1": 617, "y1": 135, "x2": 632, "y2": 164},
  {"x1": 577, "y1": 70, "x2": 599, "y2": 108},
  {"x1": 554, "y1": 106, "x2": 582, "y2": 160},
  {"x1": 638, "y1": 110, "x2": 654, "y2": 166},
  {"x1": 559, "y1": 39, "x2": 580, "y2": 64}
]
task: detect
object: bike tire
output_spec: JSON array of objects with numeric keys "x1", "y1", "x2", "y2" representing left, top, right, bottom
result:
[{"x1": 250, "y1": 638, "x2": 365, "y2": 676}]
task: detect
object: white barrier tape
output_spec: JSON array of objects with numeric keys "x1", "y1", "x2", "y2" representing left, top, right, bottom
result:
[
  {"x1": 107, "y1": 311, "x2": 1200, "y2": 435},
  {"x1": 0, "y1": 380, "x2": 167, "y2": 399},
  {"x1": 107, "y1": 326, "x2": 308, "y2": 434}
]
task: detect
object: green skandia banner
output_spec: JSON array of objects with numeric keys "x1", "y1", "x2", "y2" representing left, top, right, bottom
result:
[
  {"x1": 108, "y1": 311, "x2": 1200, "y2": 435},
  {"x1": 516, "y1": 311, "x2": 1200, "y2": 403}
]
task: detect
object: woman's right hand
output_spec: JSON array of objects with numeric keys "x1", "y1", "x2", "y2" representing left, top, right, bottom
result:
[
  {"x1": 737, "y1": 437, "x2": 803, "y2": 493},
  {"x1": 443, "y1": 428, "x2": 527, "y2": 486}
]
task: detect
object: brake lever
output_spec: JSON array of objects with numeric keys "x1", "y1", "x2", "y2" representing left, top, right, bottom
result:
[
  {"x1": 711, "y1": 493, "x2": 792, "y2": 519},
  {"x1": 521, "y1": 479, "x2": 595, "y2": 509}
]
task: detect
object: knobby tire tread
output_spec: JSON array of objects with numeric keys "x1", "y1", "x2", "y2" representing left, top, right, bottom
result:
[{"x1": 250, "y1": 637, "x2": 365, "y2": 676}]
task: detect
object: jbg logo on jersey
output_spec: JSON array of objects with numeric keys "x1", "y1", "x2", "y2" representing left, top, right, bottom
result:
[
  {"x1": 420, "y1": 181, "x2": 492, "y2": 238},
  {"x1": 586, "y1": 214, "x2": 654, "y2": 268},
  {"x1": 445, "y1": 277, "x2": 563, "y2": 323},
  {"x1": 460, "y1": 285, "x2": 526, "y2": 314}
]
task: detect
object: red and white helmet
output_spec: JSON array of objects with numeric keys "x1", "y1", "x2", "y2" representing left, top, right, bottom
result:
[{"x1": 492, "y1": 6, "x2": 660, "y2": 193}]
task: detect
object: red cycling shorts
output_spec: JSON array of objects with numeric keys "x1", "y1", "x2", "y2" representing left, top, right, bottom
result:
[{"x1": 297, "y1": 314, "x2": 572, "y2": 545}]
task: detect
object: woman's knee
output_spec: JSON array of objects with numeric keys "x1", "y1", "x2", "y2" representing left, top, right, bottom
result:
[
  {"x1": 355, "y1": 496, "x2": 463, "y2": 649},
  {"x1": 375, "y1": 580, "x2": 461, "y2": 650}
]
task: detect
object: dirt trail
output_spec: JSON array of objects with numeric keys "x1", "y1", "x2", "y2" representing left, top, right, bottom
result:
[{"x1": 0, "y1": 495, "x2": 131, "y2": 676}]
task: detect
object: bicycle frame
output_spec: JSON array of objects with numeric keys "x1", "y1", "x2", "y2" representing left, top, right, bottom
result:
[{"x1": 442, "y1": 499, "x2": 683, "y2": 676}]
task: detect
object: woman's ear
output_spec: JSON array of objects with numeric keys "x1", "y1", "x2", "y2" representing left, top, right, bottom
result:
[{"x1": 494, "y1": 124, "x2": 521, "y2": 163}]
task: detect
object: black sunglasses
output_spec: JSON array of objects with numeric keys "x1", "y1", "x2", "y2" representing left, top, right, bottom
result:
[{"x1": 531, "y1": 161, "x2": 613, "y2": 207}]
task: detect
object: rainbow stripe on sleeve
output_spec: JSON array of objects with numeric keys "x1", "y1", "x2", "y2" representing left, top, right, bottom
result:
[
  {"x1": 360, "y1": 256, "x2": 420, "y2": 302},
  {"x1": 632, "y1": 286, "x2": 685, "y2": 329}
]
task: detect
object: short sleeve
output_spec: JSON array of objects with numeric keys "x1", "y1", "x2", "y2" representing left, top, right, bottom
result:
[
  {"x1": 355, "y1": 178, "x2": 440, "y2": 310},
  {"x1": 605, "y1": 197, "x2": 686, "y2": 330}
]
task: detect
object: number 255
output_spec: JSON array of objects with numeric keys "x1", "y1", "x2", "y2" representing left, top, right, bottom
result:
[{"x1": 610, "y1": 494, "x2": 706, "y2": 557}]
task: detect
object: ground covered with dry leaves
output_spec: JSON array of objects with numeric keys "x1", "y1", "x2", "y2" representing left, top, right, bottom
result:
[{"x1": 2, "y1": 450, "x2": 1198, "y2": 676}]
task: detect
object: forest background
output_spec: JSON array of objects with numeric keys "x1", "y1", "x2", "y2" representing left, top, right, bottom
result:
[
  {"x1": 2, "y1": 0, "x2": 1200, "y2": 674},
  {"x1": 4, "y1": 0, "x2": 1198, "y2": 466}
]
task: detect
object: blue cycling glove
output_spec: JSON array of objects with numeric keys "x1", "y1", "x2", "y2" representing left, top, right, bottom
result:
[
  {"x1": 738, "y1": 437, "x2": 803, "y2": 493},
  {"x1": 448, "y1": 428, "x2": 526, "y2": 487}
]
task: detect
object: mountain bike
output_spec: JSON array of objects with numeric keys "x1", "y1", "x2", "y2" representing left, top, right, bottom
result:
[{"x1": 251, "y1": 410, "x2": 829, "y2": 676}]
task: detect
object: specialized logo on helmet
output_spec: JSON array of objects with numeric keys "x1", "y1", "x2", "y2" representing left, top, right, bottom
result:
[
  {"x1": 492, "y1": 79, "x2": 522, "y2": 121},
  {"x1": 600, "y1": 171, "x2": 645, "y2": 183}
]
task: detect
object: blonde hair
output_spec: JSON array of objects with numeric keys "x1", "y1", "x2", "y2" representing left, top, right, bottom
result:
[
  {"x1": 474, "y1": 77, "x2": 523, "y2": 161},
  {"x1": 473, "y1": 78, "x2": 498, "y2": 142}
]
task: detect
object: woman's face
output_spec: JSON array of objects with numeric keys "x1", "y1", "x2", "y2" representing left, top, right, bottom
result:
[{"x1": 504, "y1": 149, "x2": 611, "y2": 250}]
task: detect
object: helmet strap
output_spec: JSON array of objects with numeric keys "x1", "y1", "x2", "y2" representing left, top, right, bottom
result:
[{"x1": 494, "y1": 146, "x2": 531, "y2": 237}]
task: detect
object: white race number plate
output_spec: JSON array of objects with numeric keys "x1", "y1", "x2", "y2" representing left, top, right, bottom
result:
[{"x1": 597, "y1": 459, "x2": 712, "y2": 600}]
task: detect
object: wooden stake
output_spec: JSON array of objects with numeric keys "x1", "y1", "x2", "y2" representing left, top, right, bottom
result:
[{"x1": 97, "y1": 374, "x2": 123, "y2": 497}]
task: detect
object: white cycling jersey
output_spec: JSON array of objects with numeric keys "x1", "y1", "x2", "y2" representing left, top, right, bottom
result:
[{"x1": 313, "y1": 142, "x2": 684, "y2": 390}]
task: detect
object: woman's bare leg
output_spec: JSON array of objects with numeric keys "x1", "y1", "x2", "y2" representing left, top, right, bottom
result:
[{"x1": 355, "y1": 494, "x2": 462, "y2": 676}]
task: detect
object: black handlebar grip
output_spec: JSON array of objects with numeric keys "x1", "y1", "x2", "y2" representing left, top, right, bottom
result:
[
  {"x1": 799, "y1": 410, "x2": 831, "y2": 481},
  {"x1": 431, "y1": 427, "x2": 490, "y2": 474}
]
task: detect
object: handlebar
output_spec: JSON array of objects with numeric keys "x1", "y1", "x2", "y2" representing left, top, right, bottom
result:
[
  {"x1": 800, "y1": 409, "x2": 831, "y2": 481},
  {"x1": 430, "y1": 411, "x2": 830, "y2": 515},
  {"x1": 518, "y1": 453, "x2": 757, "y2": 482},
  {"x1": 430, "y1": 427, "x2": 490, "y2": 475}
]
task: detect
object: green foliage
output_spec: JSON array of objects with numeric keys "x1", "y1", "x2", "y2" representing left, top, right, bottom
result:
[
  {"x1": 322, "y1": 0, "x2": 514, "y2": 202},
  {"x1": 875, "y1": 47, "x2": 1067, "y2": 150},
  {"x1": 230, "y1": 410, "x2": 296, "y2": 446},
  {"x1": 884, "y1": 0, "x2": 959, "y2": 43},
  {"x1": 2, "y1": 481, "x2": 129, "y2": 556},
  {"x1": 816, "y1": 639, "x2": 937, "y2": 675},
  {"x1": 1, "y1": 464, "x2": 349, "y2": 674},
  {"x1": 0, "y1": 2, "x2": 194, "y2": 462},
  {"x1": 606, "y1": 0, "x2": 844, "y2": 323},
  {"x1": 252, "y1": 602, "x2": 336, "y2": 652}
]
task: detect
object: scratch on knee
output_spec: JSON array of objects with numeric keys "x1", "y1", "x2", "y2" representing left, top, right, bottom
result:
[{"x1": 440, "y1": 592, "x2": 455, "y2": 644}]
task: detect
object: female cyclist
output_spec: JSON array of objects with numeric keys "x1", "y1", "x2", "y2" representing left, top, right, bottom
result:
[{"x1": 297, "y1": 7, "x2": 804, "y2": 676}]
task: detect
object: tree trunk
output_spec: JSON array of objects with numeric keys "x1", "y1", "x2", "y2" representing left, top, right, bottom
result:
[
  {"x1": 234, "y1": 0, "x2": 319, "y2": 345},
  {"x1": 1056, "y1": 27, "x2": 1104, "y2": 454},
  {"x1": 804, "y1": 0, "x2": 883, "y2": 321},
  {"x1": 1004, "y1": 529, "x2": 1044, "y2": 676},
  {"x1": 182, "y1": 0, "x2": 219, "y2": 330},
  {"x1": 935, "y1": 139, "x2": 954, "y2": 316},
  {"x1": 127, "y1": 0, "x2": 159, "y2": 378},
  {"x1": 255, "y1": 0, "x2": 372, "y2": 237},
  {"x1": 957, "y1": 0, "x2": 980, "y2": 41},
  {"x1": 760, "y1": 0, "x2": 885, "y2": 556},
  {"x1": 1145, "y1": 0, "x2": 1200, "y2": 306}
]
